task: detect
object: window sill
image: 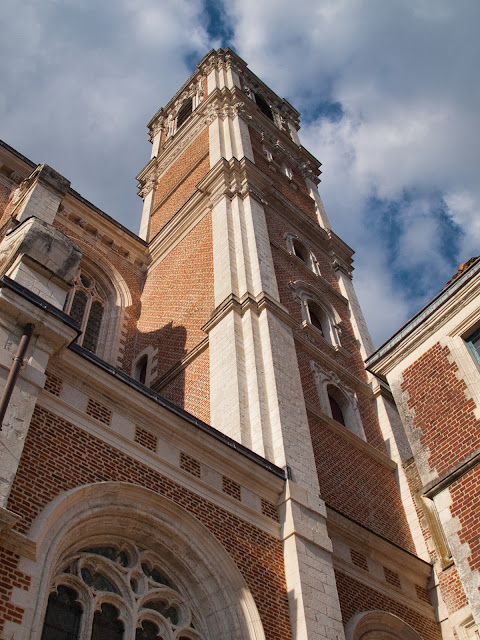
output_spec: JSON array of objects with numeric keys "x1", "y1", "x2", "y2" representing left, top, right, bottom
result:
[{"x1": 301, "y1": 320, "x2": 350, "y2": 358}]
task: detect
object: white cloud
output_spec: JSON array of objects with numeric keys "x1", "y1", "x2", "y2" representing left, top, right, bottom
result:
[
  {"x1": 1, "y1": 0, "x2": 478, "y2": 345},
  {"x1": 224, "y1": 0, "x2": 480, "y2": 343}
]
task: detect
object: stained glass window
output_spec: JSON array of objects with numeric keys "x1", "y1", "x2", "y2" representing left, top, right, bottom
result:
[
  {"x1": 65, "y1": 269, "x2": 106, "y2": 354},
  {"x1": 41, "y1": 586, "x2": 82, "y2": 640},
  {"x1": 41, "y1": 544, "x2": 206, "y2": 640}
]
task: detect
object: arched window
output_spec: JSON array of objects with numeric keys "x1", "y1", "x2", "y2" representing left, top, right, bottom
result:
[
  {"x1": 176, "y1": 97, "x2": 193, "y2": 130},
  {"x1": 326, "y1": 384, "x2": 358, "y2": 434},
  {"x1": 40, "y1": 544, "x2": 206, "y2": 640},
  {"x1": 41, "y1": 585, "x2": 82, "y2": 640},
  {"x1": 134, "y1": 355, "x2": 148, "y2": 385},
  {"x1": 311, "y1": 364, "x2": 366, "y2": 440},
  {"x1": 292, "y1": 240, "x2": 309, "y2": 264},
  {"x1": 286, "y1": 235, "x2": 320, "y2": 275},
  {"x1": 328, "y1": 392, "x2": 345, "y2": 426},
  {"x1": 65, "y1": 269, "x2": 106, "y2": 354},
  {"x1": 307, "y1": 302, "x2": 325, "y2": 335}
]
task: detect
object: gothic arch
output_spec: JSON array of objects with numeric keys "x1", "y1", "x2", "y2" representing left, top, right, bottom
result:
[
  {"x1": 292, "y1": 280, "x2": 341, "y2": 347},
  {"x1": 285, "y1": 234, "x2": 320, "y2": 276},
  {"x1": 310, "y1": 362, "x2": 366, "y2": 440},
  {"x1": 25, "y1": 482, "x2": 266, "y2": 640},
  {"x1": 65, "y1": 249, "x2": 133, "y2": 364},
  {"x1": 345, "y1": 611, "x2": 423, "y2": 640}
]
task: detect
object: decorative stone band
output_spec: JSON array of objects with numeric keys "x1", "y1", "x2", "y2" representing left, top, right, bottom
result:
[{"x1": 202, "y1": 291, "x2": 295, "y2": 335}]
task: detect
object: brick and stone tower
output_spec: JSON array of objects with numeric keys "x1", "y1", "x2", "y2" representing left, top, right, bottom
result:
[
  {"x1": 0, "y1": 48, "x2": 448, "y2": 640},
  {"x1": 135, "y1": 49, "x2": 442, "y2": 640}
]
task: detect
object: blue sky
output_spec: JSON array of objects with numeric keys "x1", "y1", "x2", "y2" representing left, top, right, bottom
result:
[{"x1": 1, "y1": 0, "x2": 479, "y2": 347}]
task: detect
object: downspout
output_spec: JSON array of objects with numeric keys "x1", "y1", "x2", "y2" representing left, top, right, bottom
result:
[{"x1": 0, "y1": 323, "x2": 35, "y2": 427}]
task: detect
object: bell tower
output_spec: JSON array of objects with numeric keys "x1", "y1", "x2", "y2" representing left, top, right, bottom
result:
[{"x1": 136, "y1": 49, "x2": 428, "y2": 640}]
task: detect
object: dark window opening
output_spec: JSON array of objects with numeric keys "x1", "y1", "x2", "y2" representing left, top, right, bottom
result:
[
  {"x1": 136, "y1": 620, "x2": 164, "y2": 640},
  {"x1": 91, "y1": 603, "x2": 124, "y2": 640},
  {"x1": 293, "y1": 240, "x2": 308, "y2": 264},
  {"x1": 135, "y1": 355, "x2": 148, "y2": 385},
  {"x1": 254, "y1": 93, "x2": 274, "y2": 121},
  {"x1": 328, "y1": 394, "x2": 345, "y2": 426},
  {"x1": 177, "y1": 98, "x2": 193, "y2": 129},
  {"x1": 308, "y1": 306, "x2": 324, "y2": 335},
  {"x1": 41, "y1": 586, "x2": 82, "y2": 640}
]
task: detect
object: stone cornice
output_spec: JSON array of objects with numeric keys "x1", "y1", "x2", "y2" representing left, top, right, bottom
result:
[
  {"x1": 202, "y1": 291, "x2": 295, "y2": 334},
  {"x1": 61, "y1": 344, "x2": 286, "y2": 483},
  {"x1": 423, "y1": 446, "x2": 480, "y2": 498},
  {"x1": 305, "y1": 402, "x2": 396, "y2": 470},
  {"x1": 58, "y1": 196, "x2": 148, "y2": 269},
  {"x1": 326, "y1": 505, "x2": 432, "y2": 576},
  {"x1": 366, "y1": 258, "x2": 480, "y2": 378},
  {"x1": 294, "y1": 332, "x2": 372, "y2": 397}
]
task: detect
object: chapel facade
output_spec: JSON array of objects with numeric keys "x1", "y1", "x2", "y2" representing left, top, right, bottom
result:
[{"x1": 0, "y1": 48, "x2": 459, "y2": 640}]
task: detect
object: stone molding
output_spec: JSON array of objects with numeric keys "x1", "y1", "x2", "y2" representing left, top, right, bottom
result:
[
  {"x1": 305, "y1": 401, "x2": 396, "y2": 470},
  {"x1": 345, "y1": 611, "x2": 424, "y2": 640},
  {"x1": 294, "y1": 332, "x2": 373, "y2": 397},
  {"x1": 366, "y1": 258, "x2": 480, "y2": 377},
  {"x1": 202, "y1": 291, "x2": 294, "y2": 335},
  {"x1": 22, "y1": 482, "x2": 267, "y2": 640}
]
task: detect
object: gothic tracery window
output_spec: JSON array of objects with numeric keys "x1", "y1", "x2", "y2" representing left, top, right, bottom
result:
[
  {"x1": 65, "y1": 270, "x2": 106, "y2": 354},
  {"x1": 41, "y1": 544, "x2": 206, "y2": 640}
]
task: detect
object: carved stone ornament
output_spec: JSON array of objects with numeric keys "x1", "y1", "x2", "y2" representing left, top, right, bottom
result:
[{"x1": 150, "y1": 117, "x2": 164, "y2": 137}]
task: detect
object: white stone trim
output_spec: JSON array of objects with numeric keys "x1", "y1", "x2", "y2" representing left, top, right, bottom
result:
[
  {"x1": 311, "y1": 361, "x2": 366, "y2": 440},
  {"x1": 21, "y1": 482, "x2": 267, "y2": 640},
  {"x1": 284, "y1": 233, "x2": 321, "y2": 276},
  {"x1": 345, "y1": 611, "x2": 423, "y2": 640},
  {"x1": 292, "y1": 280, "x2": 342, "y2": 348},
  {"x1": 304, "y1": 176, "x2": 331, "y2": 230}
]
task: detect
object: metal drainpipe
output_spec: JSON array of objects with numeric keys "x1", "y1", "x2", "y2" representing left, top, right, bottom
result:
[{"x1": 0, "y1": 323, "x2": 35, "y2": 427}]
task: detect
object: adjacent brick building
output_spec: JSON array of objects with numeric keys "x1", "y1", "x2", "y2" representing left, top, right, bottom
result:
[
  {"x1": 367, "y1": 257, "x2": 480, "y2": 640},
  {"x1": 0, "y1": 48, "x2": 451, "y2": 639}
]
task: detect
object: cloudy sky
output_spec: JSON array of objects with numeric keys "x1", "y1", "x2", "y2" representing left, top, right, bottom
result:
[{"x1": 1, "y1": 0, "x2": 479, "y2": 347}]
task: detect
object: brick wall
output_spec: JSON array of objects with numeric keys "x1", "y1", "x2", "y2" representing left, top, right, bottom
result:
[
  {"x1": 335, "y1": 570, "x2": 441, "y2": 640},
  {"x1": 6, "y1": 406, "x2": 291, "y2": 640},
  {"x1": 250, "y1": 128, "x2": 318, "y2": 224},
  {"x1": 0, "y1": 546, "x2": 31, "y2": 637},
  {"x1": 310, "y1": 415, "x2": 415, "y2": 552},
  {"x1": 159, "y1": 347, "x2": 210, "y2": 423},
  {"x1": 149, "y1": 128, "x2": 209, "y2": 239},
  {"x1": 138, "y1": 213, "x2": 213, "y2": 406},
  {"x1": 449, "y1": 465, "x2": 480, "y2": 575},
  {"x1": 401, "y1": 342, "x2": 480, "y2": 477}
]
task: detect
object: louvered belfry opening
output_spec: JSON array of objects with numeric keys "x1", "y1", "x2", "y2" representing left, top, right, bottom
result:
[{"x1": 176, "y1": 97, "x2": 193, "y2": 129}]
